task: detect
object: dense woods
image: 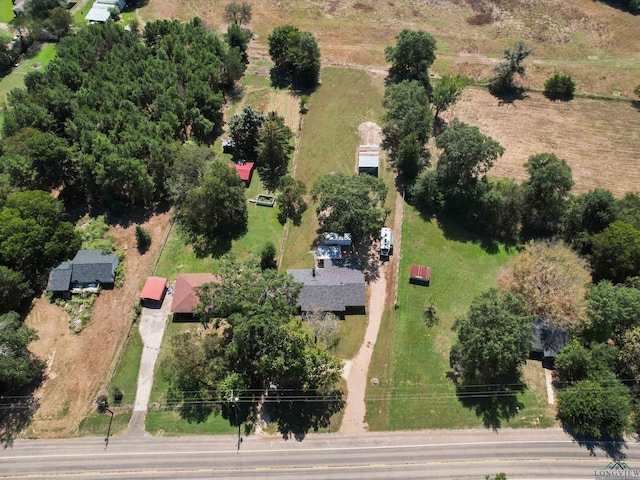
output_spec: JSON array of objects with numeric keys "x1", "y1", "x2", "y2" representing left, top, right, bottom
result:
[{"x1": 1, "y1": 19, "x2": 239, "y2": 208}]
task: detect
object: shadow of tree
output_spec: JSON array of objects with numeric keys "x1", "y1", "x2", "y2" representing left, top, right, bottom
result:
[
  {"x1": 543, "y1": 92, "x2": 574, "y2": 102},
  {"x1": 449, "y1": 372, "x2": 526, "y2": 431},
  {"x1": 489, "y1": 88, "x2": 527, "y2": 107},
  {"x1": 0, "y1": 395, "x2": 40, "y2": 447},
  {"x1": 264, "y1": 387, "x2": 344, "y2": 441},
  {"x1": 561, "y1": 426, "x2": 628, "y2": 458},
  {"x1": 436, "y1": 214, "x2": 501, "y2": 254}
]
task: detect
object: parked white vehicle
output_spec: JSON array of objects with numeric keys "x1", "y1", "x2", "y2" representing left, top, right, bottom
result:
[{"x1": 380, "y1": 227, "x2": 393, "y2": 258}]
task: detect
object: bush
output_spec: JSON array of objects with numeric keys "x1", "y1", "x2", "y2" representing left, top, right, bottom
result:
[
  {"x1": 96, "y1": 394, "x2": 109, "y2": 412},
  {"x1": 135, "y1": 225, "x2": 152, "y2": 252},
  {"x1": 299, "y1": 95, "x2": 309, "y2": 114},
  {"x1": 112, "y1": 386, "x2": 124, "y2": 405},
  {"x1": 544, "y1": 74, "x2": 575, "y2": 99},
  {"x1": 259, "y1": 242, "x2": 277, "y2": 270}
]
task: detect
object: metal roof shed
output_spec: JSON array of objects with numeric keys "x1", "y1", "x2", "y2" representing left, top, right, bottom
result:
[
  {"x1": 323, "y1": 232, "x2": 352, "y2": 246},
  {"x1": 85, "y1": 8, "x2": 112, "y2": 22},
  {"x1": 409, "y1": 264, "x2": 431, "y2": 286},
  {"x1": 358, "y1": 145, "x2": 379, "y2": 177},
  {"x1": 316, "y1": 245, "x2": 341, "y2": 268}
]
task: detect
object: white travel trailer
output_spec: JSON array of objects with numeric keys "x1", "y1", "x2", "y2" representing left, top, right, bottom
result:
[{"x1": 380, "y1": 227, "x2": 393, "y2": 258}]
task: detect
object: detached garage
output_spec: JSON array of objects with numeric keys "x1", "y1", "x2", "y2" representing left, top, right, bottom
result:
[
  {"x1": 409, "y1": 264, "x2": 431, "y2": 286},
  {"x1": 140, "y1": 276, "x2": 167, "y2": 308}
]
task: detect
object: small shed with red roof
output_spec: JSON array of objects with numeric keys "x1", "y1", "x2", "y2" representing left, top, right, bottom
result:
[
  {"x1": 140, "y1": 276, "x2": 168, "y2": 307},
  {"x1": 171, "y1": 273, "x2": 221, "y2": 319},
  {"x1": 233, "y1": 160, "x2": 255, "y2": 187},
  {"x1": 409, "y1": 264, "x2": 431, "y2": 286}
]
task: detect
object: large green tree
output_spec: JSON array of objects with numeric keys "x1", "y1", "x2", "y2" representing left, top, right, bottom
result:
[
  {"x1": 256, "y1": 111, "x2": 293, "y2": 177},
  {"x1": 267, "y1": 25, "x2": 321, "y2": 86},
  {"x1": 381, "y1": 80, "x2": 432, "y2": 174},
  {"x1": 228, "y1": 105, "x2": 265, "y2": 161},
  {"x1": 384, "y1": 29, "x2": 437, "y2": 93},
  {"x1": 0, "y1": 312, "x2": 44, "y2": 394},
  {"x1": 450, "y1": 289, "x2": 534, "y2": 384},
  {"x1": 0, "y1": 266, "x2": 32, "y2": 314},
  {"x1": 222, "y1": 1, "x2": 252, "y2": 26},
  {"x1": 166, "y1": 259, "x2": 344, "y2": 435},
  {"x1": 0, "y1": 190, "x2": 80, "y2": 279},
  {"x1": 431, "y1": 74, "x2": 469, "y2": 120},
  {"x1": 166, "y1": 143, "x2": 215, "y2": 205},
  {"x1": 591, "y1": 221, "x2": 640, "y2": 283},
  {"x1": 276, "y1": 175, "x2": 307, "y2": 226},
  {"x1": 521, "y1": 153, "x2": 574, "y2": 238},
  {"x1": 564, "y1": 188, "x2": 617, "y2": 248},
  {"x1": 311, "y1": 173, "x2": 389, "y2": 244},
  {"x1": 435, "y1": 119, "x2": 504, "y2": 217},
  {"x1": 556, "y1": 379, "x2": 631, "y2": 439},
  {"x1": 584, "y1": 280, "x2": 640, "y2": 343},
  {"x1": 176, "y1": 162, "x2": 248, "y2": 255}
]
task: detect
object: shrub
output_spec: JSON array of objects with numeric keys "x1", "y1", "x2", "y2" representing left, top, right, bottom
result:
[
  {"x1": 259, "y1": 242, "x2": 277, "y2": 270},
  {"x1": 544, "y1": 73, "x2": 575, "y2": 99},
  {"x1": 135, "y1": 225, "x2": 152, "y2": 252},
  {"x1": 112, "y1": 386, "x2": 124, "y2": 405},
  {"x1": 96, "y1": 394, "x2": 109, "y2": 412},
  {"x1": 299, "y1": 95, "x2": 309, "y2": 114}
]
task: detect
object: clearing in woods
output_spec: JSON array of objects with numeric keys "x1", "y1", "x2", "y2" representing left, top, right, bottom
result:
[
  {"x1": 25, "y1": 212, "x2": 172, "y2": 438},
  {"x1": 444, "y1": 87, "x2": 640, "y2": 197}
]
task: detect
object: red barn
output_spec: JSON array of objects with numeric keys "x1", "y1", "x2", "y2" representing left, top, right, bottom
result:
[
  {"x1": 140, "y1": 276, "x2": 168, "y2": 307},
  {"x1": 233, "y1": 160, "x2": 255, "y2": 187}
]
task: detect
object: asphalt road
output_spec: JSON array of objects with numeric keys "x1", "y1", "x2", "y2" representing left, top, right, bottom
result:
[{"x1": 2, "y1": 429, "x2": 638, "y2": 479}]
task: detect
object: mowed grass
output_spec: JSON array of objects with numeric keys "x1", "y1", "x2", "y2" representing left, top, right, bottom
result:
[
  {"x1": 0, "y1": 43, "x2": 57, "y2": 106},
  {"x1": 280, "y1": 67, "x2": 386, "y2": 270},
  {"x1": 79, "y1": 411, "x2": 132, "y2": 437},
  {"x1": 146, "y1": 410, "x2": 237, "y2": 436},
  {"x1": 366, "y1": 207, "x2": 555, "y2": 430},
  {"x1": 108, "y1": 326, "x2": 143, "y2": 407},
  {"x1": 0, "y1": 0, "x2": 13, "y2": 23},
  {"x1": 154, "y1": 176, "x2": 284, "y2": 280}
]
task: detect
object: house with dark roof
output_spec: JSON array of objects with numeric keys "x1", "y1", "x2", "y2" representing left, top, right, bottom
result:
[
  {"x1": 287, "y1": 259, "x2": 366, "y2": 315},
  {"x1": 46, "y1": 250, "x2": 119, "y2": 296},
  {"x1": 171, "y1": 273, "x2": 221, "y2": 320},
  {"x1": 531, "y1": 317, "x2": 570, "y2": 366}
]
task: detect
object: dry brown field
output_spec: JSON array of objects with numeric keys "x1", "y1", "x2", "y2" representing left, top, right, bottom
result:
[
  {"x1": 25, "y1": 212, "x2": 172, "y2": 438},
  {"x1": 445, "y1": 87, "x2": 640, "y2": 196},
  {"x1": 140, "y1": 0, "x2": 640, "y2": 97}
]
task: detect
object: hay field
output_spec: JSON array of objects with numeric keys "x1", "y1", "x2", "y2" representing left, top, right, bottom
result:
[
  {"x1": 139, "y1": 0, "x2": 640, "y2": 97},
  {"x1": 445, "y1": 87, "x2": 640, "y2": 196}
]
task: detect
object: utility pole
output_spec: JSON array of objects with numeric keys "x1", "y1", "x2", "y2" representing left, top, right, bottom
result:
[{"x1": 231, "y1": 390, "x2": 242, "y2": 452}]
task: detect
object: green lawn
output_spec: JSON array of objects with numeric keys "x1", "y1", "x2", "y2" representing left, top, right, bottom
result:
[
  {"x1": 79, "y1": 411, "x2": 132, "y2": 437},
  {"x1": 331, "y1": 314, "x2": 367, "y2": 360},
  {"x1": 0, "y1": 43, "x2": 57, "y2": 106},
  {"x1": 109, "y1": 326, "x2": 143, "y2": 407},
  {"x1": 280, "y1": 67, "x2": 387, "y2": 270},
  {"x1": 0, "y1": 0, "x2": 13, "y2": 23},
  {"x1": 366, "y1": 207, "x2": 556, "y2": 430},
  {"x1": 154, "y1": 177, "x2": 284, "y2": 280},
  {"x1": 146, "y1": 410, "x2": 237, "y2": 436}
]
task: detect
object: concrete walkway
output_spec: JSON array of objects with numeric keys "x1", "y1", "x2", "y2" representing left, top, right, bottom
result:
[{"x1": 126, "y1": 293, "x2": 172, "y2": 436}]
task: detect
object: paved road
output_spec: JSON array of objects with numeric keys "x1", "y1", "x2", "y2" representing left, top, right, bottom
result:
[{"x1": 2, "y1": 429, "x2": 637, "y2": 479}]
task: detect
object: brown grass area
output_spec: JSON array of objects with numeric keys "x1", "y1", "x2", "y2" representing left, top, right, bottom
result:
[
  {"x1": 25, "y1": 211, "x2": 172, "y2": 438},
  {"x1": 444, "y1": 87, "x2": 640, "y2": 197},
  {"x1": 139, "y1": 0, "x2": 640, "y2": 96}
]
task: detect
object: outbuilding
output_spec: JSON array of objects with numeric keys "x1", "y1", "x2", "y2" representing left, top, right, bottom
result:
[
  {"x1": 409, "y1": 264, "x2": 431, "y2": 286},
  {"x1": 323, "y1": 232, "x2": 352, "y2": 247},
  {"x1": 232, "y1": 160, "x2": 255, "y2": 187},
  {"x1": 316, "y1": 245, "x2": 341, "y2": 268},
  {"x1": 358, "y1": 145, "x2": 379, "y2": 177},
  {"x1": 140, "y1": 276, "x2": 168, "y2": 308}
]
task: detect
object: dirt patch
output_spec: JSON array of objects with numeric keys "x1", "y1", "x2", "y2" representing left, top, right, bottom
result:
[
  {"x1": 358, "y1": 121, "x2": 382, "y2": 146},
  {"x1": 25, "y1": 211, "x2": 172, "y2": 438},
  {"x1": 443, "y1": 87, "x2": 640, "y2": 197}
]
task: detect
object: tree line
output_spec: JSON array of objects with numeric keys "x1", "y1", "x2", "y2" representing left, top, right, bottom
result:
[{"x1": 381, "y1": 28, "x2": 640, "y2": 439}]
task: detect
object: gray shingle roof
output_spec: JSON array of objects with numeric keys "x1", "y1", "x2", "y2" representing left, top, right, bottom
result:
[
  {"x1": 71, "y1": 250, "x2": 119, "y2": 285},
  {"x1": 46, "y1": 262, "x2": 72, "y2": 292},
  {"x1": 532, "y1": 318, "x2": 570, "y2": 358},
  {"x1": 288, "y1": 260, "x2": 366, "y2": 312}
]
